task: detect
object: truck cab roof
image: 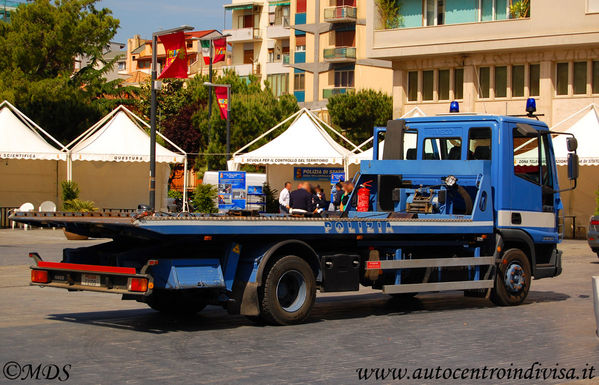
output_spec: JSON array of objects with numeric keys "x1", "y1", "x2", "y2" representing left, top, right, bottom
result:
[{"x1": 401, "y1": 115, "x2": 549, "y2": 131}]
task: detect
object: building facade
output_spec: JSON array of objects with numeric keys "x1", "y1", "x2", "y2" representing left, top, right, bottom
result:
[
  {"x1": 74, "y1": 42, "x2": 128, "y2": 82},
  {"x1": 365, "y1": 0, "x2": 599, "y2": 126},
  {"x1": 223, "y1": 0, "x2": 393, "y2": 109}
]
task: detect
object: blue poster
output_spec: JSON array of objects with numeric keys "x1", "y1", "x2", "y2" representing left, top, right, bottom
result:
[
  {"x1": 329, "y1": 172, "x2": 346, "y2": 203},
  {"x1": 247, "y1": 185, "x2": 263, "y2": 195},
  {"x1": 294, "y1": 167, "x2": 344, "y2": 181},
  {"x1": 218, "y1": 171, "x2": 246, "y2": 210}
]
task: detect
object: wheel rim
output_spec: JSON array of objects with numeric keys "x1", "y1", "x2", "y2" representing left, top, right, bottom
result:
[
  {"x1": 504, "y1": 262, "x2": 526, "y2": 293},
  {"x1": 276, "y1": 270, "x2": 307, "y2": 313}
]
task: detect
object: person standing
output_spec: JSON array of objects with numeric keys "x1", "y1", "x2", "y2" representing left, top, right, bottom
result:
[
  {"x1": 289, "y1": 182, "x2": 315, "y2": 213},
  {"x1": 313, "y1": 186, "x2": 328, "y2": 212},
  {"x1": 340, "y1": 181, "x2": 354, "y2": 211},
  {"x1": 278, "y1": 182, "x2": 291, "y2": 213},
  {"x1": 332, "y1": 182, "x2": 344, "y2": 210}
]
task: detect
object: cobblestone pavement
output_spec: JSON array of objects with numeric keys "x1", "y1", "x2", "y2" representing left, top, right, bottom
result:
[{"x1": 0, "y1": 229, "x2": 597, "y2": 384}]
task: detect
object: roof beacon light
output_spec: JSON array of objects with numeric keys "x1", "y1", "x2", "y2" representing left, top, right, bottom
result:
[
  {"x1": 449, "y1": 101, "x2": 460, "y2": 113},
  {"x1": 526, "y1": 98, "x2": 536, "y2": 117}
]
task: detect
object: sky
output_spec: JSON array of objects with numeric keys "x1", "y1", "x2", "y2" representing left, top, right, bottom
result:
[{"x1": 99, "y1": 0, "x2": 231, "y2": 46}]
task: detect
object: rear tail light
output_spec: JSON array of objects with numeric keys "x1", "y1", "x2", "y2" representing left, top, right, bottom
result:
[
  {"x1": 591, "y1": 220, "x2": 599, "y2": 226},
  {"x1": 128, "y1": 277, "x2": 148, "y2": 292},
  {"x1": 31, "y1": 270, "x2": 49, "y2": 283}
]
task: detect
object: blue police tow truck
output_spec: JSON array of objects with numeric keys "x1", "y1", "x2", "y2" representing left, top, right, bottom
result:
[{"x1": 13, "y1": 103, "x2": 580, "y2": 325}]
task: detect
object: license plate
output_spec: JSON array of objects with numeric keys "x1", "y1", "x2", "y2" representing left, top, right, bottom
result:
[{"x1": 81, "y1": 273, "x2": 101, "y2": 287}]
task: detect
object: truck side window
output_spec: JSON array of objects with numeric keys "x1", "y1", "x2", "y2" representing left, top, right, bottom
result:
[
  {"x1": 423, "y1": 138, "x2": 461, "y2": 160},
  {"x1": 468, "y1": 127, "x2": 491, "y2": 160},
  {"x1": 404, "y1": 131, "x2": 417, "y2": 159},
  {"x1": 513, "y1": 128, "x2": 540, "y2": 185}
]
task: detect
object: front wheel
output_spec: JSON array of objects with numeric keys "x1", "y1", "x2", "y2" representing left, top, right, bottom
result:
[
  {"x1": 260, "y1": 255, "x2": 316, "y2": 325},
  {"x1": 491, "y1": 248, "x2": 531, "y2": 306}
]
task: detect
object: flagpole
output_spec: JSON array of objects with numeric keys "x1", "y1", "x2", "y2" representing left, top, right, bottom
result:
[{"x1": 149, "y1": 25, "x2": 193, "y2": 211}]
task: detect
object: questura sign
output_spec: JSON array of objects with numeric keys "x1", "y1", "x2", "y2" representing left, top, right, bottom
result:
[{"x1": 324, "y1": 221, "x2": 394, "y2": 234}]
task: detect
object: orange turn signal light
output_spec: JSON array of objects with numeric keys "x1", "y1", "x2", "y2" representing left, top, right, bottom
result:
[
  {"x1": 31, "y1": 270, "x2": 49, "y2": 283},
  {"x1": 128, "y1": 277, "x2": 148, "y2": 292}
]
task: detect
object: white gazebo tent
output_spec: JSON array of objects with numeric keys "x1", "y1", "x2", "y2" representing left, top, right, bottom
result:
[
  {"x1": 347, "y1": 107, "x2": 426, "y2": 176},
  {"x1": 0, "y1": 100, "x2": 67, "y2": 208},
  {"x1": 67, "y1": 105, "x2": 187, "y2": 211},
  {"x1": 230, "y1": 108, "x2": 358, "y2": 195},
  {"x1": 550, "y1": 104, "x2": 599, "y2": 234}
]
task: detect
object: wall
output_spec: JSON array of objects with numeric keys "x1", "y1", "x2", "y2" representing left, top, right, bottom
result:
[
  {"x1": 0, "y1": 160, "x2": 61, "y2": 208},
  {"x1": 72, "y1": 162, "x2": 170, "y2": 211}
]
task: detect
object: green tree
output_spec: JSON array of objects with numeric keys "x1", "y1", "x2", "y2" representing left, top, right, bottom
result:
[
  {"x1": 375, "y1": 0, "x2": 402, "y2": 29},
  {"x1": 0, "y1": 0, "x2": 133, "y2": 142},
  {"x1": 327, "y1": 89, "x2": 393, "y2": 145},
  {"x1": 595, "y1": 189, "x2": 599, "y2": 216}
]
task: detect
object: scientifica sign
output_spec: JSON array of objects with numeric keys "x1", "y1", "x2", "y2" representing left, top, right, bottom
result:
[{"x1": 1, "y1": 153, "x2": 38, "y2": 159}]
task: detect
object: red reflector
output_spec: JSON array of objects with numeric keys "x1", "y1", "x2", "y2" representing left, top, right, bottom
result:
[
  {"x1": 591, "y1": 220, "x2": 599, "y2": 226},
  {"x1": 31, "y1": 270, "x2": 49, "y2": 283},
  {"x1": 128, "y1": 277, "x2": 148, "y2": 292},
  {"x1": 366, "y1": 261, "x2": 381, "y2": 270}
]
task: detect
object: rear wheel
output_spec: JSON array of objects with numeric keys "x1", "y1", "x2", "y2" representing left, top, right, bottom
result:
[
  {"x1": 491, "y1": 248, "x2": 531, "y2": 306},
  {"x1": 146, "y1": 291, "x2": 207, "y2": 315},
  {"x1": 260, "y1": 255, "x2": 316, "y2": 325}
]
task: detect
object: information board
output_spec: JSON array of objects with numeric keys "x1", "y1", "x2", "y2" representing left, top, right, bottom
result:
[
  {"x1": 294, "y1": 167, "x2": 344, "y2": 181},
  {"x1": 218, "y1": 171, "x2": 246, "y2": 210}
]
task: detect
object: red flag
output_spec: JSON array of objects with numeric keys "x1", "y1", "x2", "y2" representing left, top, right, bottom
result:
[
  {"x1": 157, "y1": 31, "x2": 188, "y2": 79},
  {"x1": 215, "y1": 86, "x2": 229, "y2": 120},
  {"x1": 213, "y1": 38, "x2": 226, "y2": 64}
]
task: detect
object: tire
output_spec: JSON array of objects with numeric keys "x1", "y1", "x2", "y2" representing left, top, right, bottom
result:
[
  {"x1": 260, "y1": 255, "x2": 316, "y2": 325},
  {"x1": 491, "y1": 248, "x2": 531, "y2": 306},
  {"x1": 146, "y1": 291, "x2": 207, "y2": 315}
]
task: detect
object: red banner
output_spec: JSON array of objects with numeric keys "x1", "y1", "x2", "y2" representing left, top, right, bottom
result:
[
  {"x1": 157, "y1": 31, "x2": 188, "y2": 79},
  {"x1": 213, "y1": 38, "x2": 226, "y2": 64},
  {"x1": 215, "y1": 86, "x2": 229, "y2": 120}
]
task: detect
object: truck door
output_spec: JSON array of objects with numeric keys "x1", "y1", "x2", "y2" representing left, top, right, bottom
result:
[{"x1": 508, "y1": 126, "x2": 556, "y2": 235}]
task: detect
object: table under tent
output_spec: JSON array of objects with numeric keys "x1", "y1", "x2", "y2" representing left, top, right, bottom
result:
[
  {"x1": 229, "y1": 108, "x2": 358, "y2": 198},
  {"x1": 66, "y1": 105, "x2": 187, "y2": 212},
  {"x1": 0, "y1": 101, "x2": 67, "y2": 225}
]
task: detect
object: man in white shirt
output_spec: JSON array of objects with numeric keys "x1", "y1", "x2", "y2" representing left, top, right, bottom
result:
[{"x1": 278, "y1": 182, "x2": 292, "y2": 213}]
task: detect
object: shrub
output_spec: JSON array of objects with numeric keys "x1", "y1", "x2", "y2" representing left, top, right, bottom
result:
[
  {"x1": 193, "y1": 184, "x2": 218, "y2": 214},
  {"x1": 61, "y1": 181, "x2": 79, "y2": 203},
  {"x1": 64, "y1": 199, "x2": 97, "y2": 213}
]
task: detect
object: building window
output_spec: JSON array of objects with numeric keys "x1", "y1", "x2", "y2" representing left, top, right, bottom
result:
[
  {"x1": 529, "y1": 64, "x2": 540, "y2": 97},
  {"x1": 294, "y1": 73, "x2": 305, "y2": 91},
  {"x1": 295, "y1": 35, "x2": 306, "y2": 51},
  {"x1": 512, "y1": 65, "x2": 524, "y2": 97},
  {"x1": 556, "y1": 62, "x2": 569, "y2": 95},
  {"x1": 454, "y1": 68, "x2": 464, "y2": 99},
  {"x1": 267, "y1": 74, "x2": 289, "y2": 97},
  {"x1": 495, "y1": 66, "x2": 507, "y2": 98},
  {"x1": 335, "y1": 30, "x2": 355, "y2": 47},
  {"x1": 117, "y1": 62, "x2": 126, "y2": 71},
  {"x1": 297, "y1": 0, "x2": 307, "y2": 13},
  {"x1": 408, "y1": 71, "x2": 418, "y2": 101},
  {"x1": 138, "y1": 61, "x2": 150, "y2": 69},
  {"x1": 479, "y1": 0, "x2": 508, "y2": 21},
  {"x1": 422, "y1": 70, "x2": 434, "y2": 100},
  {"x1": 335, "y1": 70, "x2": 354, "y2": 88},
  {"x1": 593, "y1": 61, "x2": 599, "y2": 94},
  {"x1": 573, "y1": 61, "x2": 587, "y2": 95},
  {"x1": 479, "y1": 67, "x2": 490, "y2": 98},
  {"x1": 438, "y1": 69, "x2": 450, "y2": 100},
  {"x1": 425, "y1": 0, "x2": 445, "y2": 26}
]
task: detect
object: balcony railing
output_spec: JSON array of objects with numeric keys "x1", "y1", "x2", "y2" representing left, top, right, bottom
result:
[
  {"x1": 223, "y1": 27, "x2": 262, "y2": 42},
  {"x1": 282, "y1": 53, "x2": 290, "y2": 65},
  {"x1": 324, "y1": 6, "x2": 357, "y2": 23},
  {"x1": 323, "y1": 87, "x2": 355, "y2": 99},
  {"x1": 323, "y1": 47, "x2": 356, "y2": 62}
]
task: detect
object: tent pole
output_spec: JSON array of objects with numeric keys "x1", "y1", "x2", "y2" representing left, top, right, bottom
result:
[
  {"x1": 183, "y1": 156, "x2": 188, "y2": 212},
  {"x1": 149, "y1": 35, "x2": 158, "y2": 210},
  {"x1": 67, "y1": 151, "x2": 72, "y2": 181}
]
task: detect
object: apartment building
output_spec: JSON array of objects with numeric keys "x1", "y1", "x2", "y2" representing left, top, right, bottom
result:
[
  {"x1": 74, "y1": 42, "x2": 128, "y2": 82},
  {"x1": 125, "y1": 30, "x2": 224, "y2": 84},
  {"x1": 224, "y1": 1, "x2": 292, "y2": 97},
  {"x1": 223, "y1": 0, "x2": 393, "y2": 108},
  {"x1": 365, "y1": 0, "x2": 599, "y2": 126}
]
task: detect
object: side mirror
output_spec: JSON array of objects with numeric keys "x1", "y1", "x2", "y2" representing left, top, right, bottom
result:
[
  {"x1": 567, "y1": 137, "x2": 578, "y2": 152},
  {"x1": 567, "y1": 153, "x2": 579, "y2": 180}
]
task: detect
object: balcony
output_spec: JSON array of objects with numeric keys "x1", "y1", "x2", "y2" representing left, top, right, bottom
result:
[
  {"x1": 323, "y1": 47, "x2": 356, "y2": 62},
  {"x1": 265, "y1": 61, "x2": 287, "y2": 74},
  {"x1": 323, "y1": 87, "x2": 354, "y2": 99},
  {"x1": 223, "y1": 27, "x2": 262, "y2": 43},
  {"x1": 222, "y1": 63, "x2": 254, "y2": 76},
  {"x1": 267, "y1": 16, "x2": 290, "y2": 39},
  {"x1": 324, "y1": 6, "x2": 357, "y2": 23}
]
